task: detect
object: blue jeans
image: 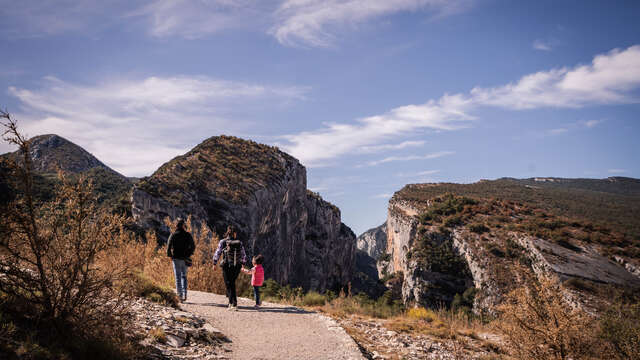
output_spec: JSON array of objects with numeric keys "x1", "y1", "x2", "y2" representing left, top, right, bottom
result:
[
  {"x1": 253, "y1": 285, "x2": 261, "y2": 305},
  {"x1": 172, "y1": 259, "x2": 188, "y2": 298}
]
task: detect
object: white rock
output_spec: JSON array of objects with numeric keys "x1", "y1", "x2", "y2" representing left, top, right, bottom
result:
[{"x1": 166, "y1": 334, "x2": 185, "y2": 348}]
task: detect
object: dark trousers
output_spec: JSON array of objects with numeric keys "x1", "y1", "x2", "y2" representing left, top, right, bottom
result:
[
  {"x1": 222, "y1": 264, "x2": 241, "y2": 306},
  {"x1": 253, "y1": 286, "x2": 261, "y2": 305}
]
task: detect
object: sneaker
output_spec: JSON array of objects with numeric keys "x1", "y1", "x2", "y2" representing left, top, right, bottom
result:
[
  {"x1": 227, "y1": 304, "x2": 233, "y2": 310},
  {"x1": 232, "y1": 305, "x2": 238, "y2": 311}
]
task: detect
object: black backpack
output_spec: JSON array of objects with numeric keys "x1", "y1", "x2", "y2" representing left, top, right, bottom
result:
[{"x1": 223, "y1": 239, "x2": 243, "y2": 266}]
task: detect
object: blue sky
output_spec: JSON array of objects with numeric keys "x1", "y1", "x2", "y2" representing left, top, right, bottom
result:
[{"x1": 1, "y1": 0, "x2": 639, "y2": 234}]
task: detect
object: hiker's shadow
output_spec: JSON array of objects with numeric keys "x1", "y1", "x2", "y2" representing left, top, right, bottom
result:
[{"x1": 200, "y1": 303, "x2": 312, "y2": 314}]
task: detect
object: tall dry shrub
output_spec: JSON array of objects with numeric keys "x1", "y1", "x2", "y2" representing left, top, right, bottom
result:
[
  {"x1": 0, "y1": 111, "x2": 139, "y2": 352},
  {"x1": 495, "y1": 276, "x2": 600, "y2": 360}
]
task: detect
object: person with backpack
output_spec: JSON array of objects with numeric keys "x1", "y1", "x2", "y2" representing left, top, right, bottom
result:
[
  {"x1": 167, "y1": 218, "x2": 195, "y2": 302},
  {"x1": 213, "y1": 226, "x2": 247, "y2": 310}
]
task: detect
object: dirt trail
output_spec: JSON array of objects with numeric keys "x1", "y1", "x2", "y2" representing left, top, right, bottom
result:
[{"x1": 181, "y1": 290, "x2": 364, "y2": 360}]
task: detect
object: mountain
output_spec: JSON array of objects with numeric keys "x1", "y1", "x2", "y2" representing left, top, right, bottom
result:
[
  {"x1": 1, "y1": 134, "x2": 133, "y2": 213},
  {"x1": 131, "y1": 135, "x2": 356, "y2": 293},
  {"x1": 362, "y1": 177, "x2": 640, "y2": 314},
  {"x1": 4, "y1": 134, "x2": 124, "y2": 176},
  {"x1": 357, "y1": 223, "x2": 387, "y2": 260}
]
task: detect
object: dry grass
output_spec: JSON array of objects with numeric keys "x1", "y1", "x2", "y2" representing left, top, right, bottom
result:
[
  {"x1": 118, "y1": 216, "x2": 252, "y2": 298},
  {"x1": 149, "y1": 327, "x2": 167, "y2": 344}
]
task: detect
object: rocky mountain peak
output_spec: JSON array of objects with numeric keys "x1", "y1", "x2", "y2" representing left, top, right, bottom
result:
[
  {"x1": 5, "y1": 134, "x2": 124, "y2": 177},
  {"x1": 132, "y1": 134, "x2": 356, "y2": 292}
]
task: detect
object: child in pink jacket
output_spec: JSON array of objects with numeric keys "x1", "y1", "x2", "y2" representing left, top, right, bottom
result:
[{"x1": 242, "y1": 254, "x2": 264, "y2": 307}]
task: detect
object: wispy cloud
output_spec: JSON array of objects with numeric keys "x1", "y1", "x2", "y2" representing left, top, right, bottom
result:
[
  {"x1": 271, "y1": 0, "x2": 476, "y2": 47},
  {"x1": 366, "y1": 151, "x2": 454, "y2": 167},
  {"x1": 584, "y1": 119, "x2": 604, "y2": 128},
  {"x1": 547, "y1": 128, "x2": 568, "y2": 135},
  {"x1": 608, "y1": 169, "x2": 628, "y2": 174},
  {"x1": 6, "y1": 75, "x2": 307, "y2": 176},
  {"x1": 281, "y1": 45, "x2": 640, "y2": 167},
  {"x1": 357, "y1": 140, "x2": 425, "y2": 154},
  {"x1": 127, "y1": 0, "x2": 271, "y2": 39},
  {"x1": 0, "y1": 0, "x2": 123, "y2": 37},
  {"x1": 532, "y1": 39, "x2": 552, "y2": 51},
  {"x1": 372, "y1": 193, "x2": 393, "y2": 199},
  {"x1": 0, "y1": 0, "x2": 474, "y2": 45}
]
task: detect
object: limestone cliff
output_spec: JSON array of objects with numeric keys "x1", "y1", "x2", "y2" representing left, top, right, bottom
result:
[
  {"x1": 131, "y1": 136, "x2": 356, "y2": 292},
  {"x1": 356, "y1": 223, "x2": 388, "y2": 260},
  {"x1": 381, "y1": 181, "x2": 640, "y2": 314}
]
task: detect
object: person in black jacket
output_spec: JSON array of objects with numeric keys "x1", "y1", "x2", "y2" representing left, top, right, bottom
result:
[{"x1": 167, "y1": 219, "x2": 195, "y2": 302}]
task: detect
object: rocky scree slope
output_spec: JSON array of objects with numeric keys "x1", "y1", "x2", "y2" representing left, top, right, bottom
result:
[
  {"x1": 132, "y1": 135, "x2": 356, "y2": 292},
  {"x1": 363, "y1": 178, "x2": 640, "y2": 314}
]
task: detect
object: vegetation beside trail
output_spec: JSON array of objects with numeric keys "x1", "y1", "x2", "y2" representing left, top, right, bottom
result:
[{"x1": 0, "y1": 112, "x2": 147, "y2": 359}]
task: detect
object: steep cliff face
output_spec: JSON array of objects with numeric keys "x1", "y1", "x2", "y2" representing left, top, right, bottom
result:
[
  {"x1": 356, "y1": 223, "x2": 387, "y2": 260},
  {"x1": 131, "y1": 136, "x2": 356, "y2": 292},
  {"x1": 382, "y1": 183, "x2": 640, "y2": 313}
]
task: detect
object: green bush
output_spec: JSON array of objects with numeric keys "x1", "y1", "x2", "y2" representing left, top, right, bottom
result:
[
  {"x1": 132, "y1": 273, "x2": 179, "y2": 308},
  {"x1": 452, "y1": 287, "x2": 477, "y2": 314},
  {"x1": 443, "y1": 215, "x2": 463, "y2": 228},
  {"x1": 303, "y1": 291, "x2": 326, "y2": 306},
  {"x1": 261, "y1": 278, "x2": 281, "y2": 299}
]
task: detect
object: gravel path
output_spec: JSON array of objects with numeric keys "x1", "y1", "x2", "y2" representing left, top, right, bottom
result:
[{"x1": 181, "y1": 290, "x2": 364, "y2": 360}]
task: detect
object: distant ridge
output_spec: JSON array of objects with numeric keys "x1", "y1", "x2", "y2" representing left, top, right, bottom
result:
[
  {"x1": 2, "y1": 134, "x2": 125, "y2": 178},
  {"x1": 1, "y1": 134, "x2": 132, "y2": 212},
  {"x1": 395, "y1": 176, "x2": 640, "y2": 239}
]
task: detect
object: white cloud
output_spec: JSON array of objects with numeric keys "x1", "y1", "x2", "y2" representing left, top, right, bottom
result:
[
  {"x1": 281, "y1": 45, "x2": 640, "y2": 167},
  {"x1": 7, "y1": 75, "x2": 307, "y2": 176},
  {"x1": 1, "y1": 0, "x2": 474, "y2": 44},
  {"x1": 608, "y1": 169, "x2": 628, "y2": 174},
  {"x1": 127, "y1": 0, "x2": 272, "y2": 39},
  {"x1": 372, "y1": 193, "x2": 393, "y2": 199},
  {"x1": 471, "y1": 45, "x2": 640, "y2": 109},
  {"x1": 0, "y1": 0, "x2": 137, "y2": 37},
  {"x1": 271, "y1": 0, "x2": 475, "y2": 47},
  {"x1": 532, "y1": 39, "x2": 552, "y2": 51},
  {"x1": 584, "y1": 119, "x2": 604, "y2": 128},
  {"x1": 357, "y1": 140, "x2": 425, "y2": 154},
  {"x1": 366, "y1": 151, "x2": 454, "y2": 167}
]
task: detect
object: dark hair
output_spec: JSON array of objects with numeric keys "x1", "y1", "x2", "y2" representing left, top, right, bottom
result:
[
  {"x1": 224, "y1": 225, "x2": 236, "y2": 239},
  {"x1": 253, "y1": 254, "x2": 264, "y2": 265},
  {"x1": 176, "y1": 218, "x2": 185, "y2": 229}
]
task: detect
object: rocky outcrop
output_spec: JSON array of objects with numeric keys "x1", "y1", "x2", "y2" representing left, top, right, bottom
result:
[
  {"x1": 132, "y1": 136, "x2": 356, "y2": 292},
  {"x1": 357, "y1": 223, "x2": 387, "y2": 260},
  {"x1": 381, "y1": 189, "x2": 640, "y2": 314},
  {"x1": 131, "y1": 298, "x2": 229, "y2": 359},
  {"x1": 385, "y1": 201, "x2": 419, "y2": 277}
]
